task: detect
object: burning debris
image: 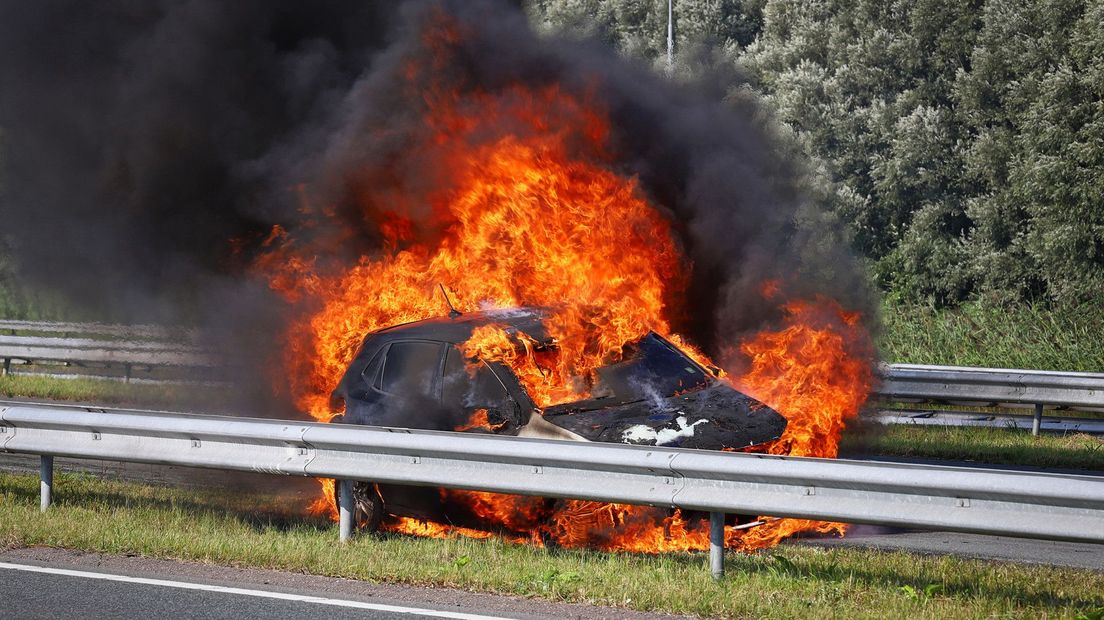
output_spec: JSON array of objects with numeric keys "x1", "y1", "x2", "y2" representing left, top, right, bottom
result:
[
  {"x1": 323, "y1": 307, "x2": 790, "y2": 542},
  {"x1": 256, "y1": 6, "x2": 874, "y2": 550},
  {"x1": 0, "y1": 0, "x2": 875, "y2": 553}
]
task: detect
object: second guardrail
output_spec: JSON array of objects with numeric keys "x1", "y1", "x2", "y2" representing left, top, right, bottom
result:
[
  {"x1": 873, "y1": 363, "x2": 1104, "y2": 435},
  {"x1": 3, "y1": 320, "x2": 1103, "y2": 433}
]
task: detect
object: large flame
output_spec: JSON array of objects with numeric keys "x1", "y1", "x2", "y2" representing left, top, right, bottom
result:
[
  {"x1": 258, "y1": 21, "x2": 872, "y2": 553},
  {"x1": 264, "y1": 81, "x2": 682, "y2": 422},
  {"x1": 729, "y1": 295, "x2": 873, "y2": 549}
]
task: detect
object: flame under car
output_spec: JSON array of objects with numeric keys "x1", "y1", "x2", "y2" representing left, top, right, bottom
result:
[{"x1": 329, "y1": 308, "x2": 787, "y2": 532}]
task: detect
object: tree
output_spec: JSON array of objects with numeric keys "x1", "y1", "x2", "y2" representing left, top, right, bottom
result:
[
  {"x1": 955, "y1": 0, "x2": 1103, "y2": 304},
  {"x1": 529, "y1": 0, "x2": 1104, "y2": 306}
]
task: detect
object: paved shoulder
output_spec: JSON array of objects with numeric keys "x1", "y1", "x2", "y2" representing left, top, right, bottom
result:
[{"x1": 793, "y1": 526, "x2": 1104, "y2": 571}]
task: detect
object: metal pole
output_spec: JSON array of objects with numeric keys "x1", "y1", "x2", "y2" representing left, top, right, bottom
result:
[
  {"x1": 709, "y1": 511, "x2": 725, "y2": 579},
  {"x1": 1032, "y1": 403, "x2": 1043, "y2": 437},
  {"x1": 40, "y1": 455, "x2": 53, "y2": 512},
  {"x1": 1, "y1": 357, "x2": 10, "y2": 377},
  {"x1": 338, "y1": 479, "x2": 354, "y2": 542},
  {"x1": 666, "y1": 0, "x2": 674, "y2": 72}
]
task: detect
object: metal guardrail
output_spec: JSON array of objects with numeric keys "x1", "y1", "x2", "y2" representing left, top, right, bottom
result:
[
  {"x1": 0, "y1": 320, "x2": 175, "y2": 340},
  {"x1": 870, "y1": 408, "x2": 1104, "y2": 435},
  {"x1": 873, "y1": 363, "x2": 1104, "y2": 435},
  {"x1": 1, "y1": 402, "x2": 1101, "y2": 578},
  {"x1": 0, "y1": 321, "x2": 215, "y2": 382}
]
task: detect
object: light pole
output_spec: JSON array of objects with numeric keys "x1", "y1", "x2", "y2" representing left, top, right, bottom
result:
[{"x1": 667, "y1": 0, "x2": 674, "y2": 72}]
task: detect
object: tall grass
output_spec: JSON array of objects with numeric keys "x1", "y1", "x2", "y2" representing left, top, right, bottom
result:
[{"x1": 878, "y1": 301, "x2": 1104, "y2": 371}]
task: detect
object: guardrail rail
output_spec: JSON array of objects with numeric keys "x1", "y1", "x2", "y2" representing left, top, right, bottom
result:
[
  {"x1": 873, "y1": 363, "x2": 1104, "y2": 435},
  {"x1": 3, "y1": 320, "x2": 1103, "y2": 433},
  {"x1": 1, "y1": 402, "x2": 1101, "y2": 578},
  {"x1": 0, "y1": 320, "x2": 216, "y2": 383}
]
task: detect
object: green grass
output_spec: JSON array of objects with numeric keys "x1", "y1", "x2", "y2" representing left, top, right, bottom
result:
[
  {"x1": 0, "y1": 472, "x2": 1100, "y2": 619},
  {"x1": 879, "y1": 301, "x2": 1104, "y2": 371},
  {"x1": 841, "y1": 424, "x2": 1104, "y2": 470},
  {"x1": 0, "y1": 374, "x2": 236, "y2": 411}
]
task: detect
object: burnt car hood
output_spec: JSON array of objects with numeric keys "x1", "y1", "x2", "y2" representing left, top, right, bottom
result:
[{"x1": 540, "y1": 382, "x2": 787, "y2": 450}]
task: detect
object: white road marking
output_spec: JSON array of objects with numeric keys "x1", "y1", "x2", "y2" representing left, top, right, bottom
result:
[{"x1": 0, "y1": 562, "x2": 518, "y2": 620}]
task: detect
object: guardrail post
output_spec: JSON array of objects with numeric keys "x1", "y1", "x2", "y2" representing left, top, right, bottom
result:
[
  {"x1": 1, "y1": 357, "x2": 9, "y2": 377},
  {"x1": 124, "y1": 363, "x2": 133, "y2": 384},
  {"x1": 40, "y1": 455, "x2": 53, "y2": 512},
  {"x1": 338, "y1": 479, "x2": 354, "y2": 543},
  {"x1": 1032, "y1": 403, "x2": 1043, "y2": 437},
  {"x1": 709, "y1": 511, "x2": 725, "y2": 579}
]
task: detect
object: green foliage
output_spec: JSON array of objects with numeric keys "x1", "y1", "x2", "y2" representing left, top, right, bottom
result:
[
  {"x1": 527, "y1": 0, "x2": 668, "y2": 62},
  {"x1": 1, "y1": 239, "x2": 32, "y2": 319},
  {"x1": 0, "y1": 240, "x2": 88, "y2": 320},
  {"x1": 899, "y1": 583, "x2": 945, "y2": 600},
  {"x1": 1076, "y1": 606, "x2": 1104, "y2": 620},
  {"x1": 952, "y1": 0, "x2": 1104, "y2": 305},
  {"x1": 0, "y1": 243, "x2": 23, "y2": 318},
  {"x1": 527, "y1": 0, "x2": 767, "y2": 70},
  {"x1": 0, "y1": 374, "x2": 238, "y2": 412},
  {"x1": 529, "y1": 0, "x2": 1104, "y2": 307},
  {"x1": 879, "y1": 299, "x2": 1104, "y2": 371},
  {"x1": 741, "y1": 0, "x2": 981, "y2": 305}
]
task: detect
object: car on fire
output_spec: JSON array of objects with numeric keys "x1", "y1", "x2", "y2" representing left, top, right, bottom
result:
[{"x1": 329, "y1": 307, "x2": 787, "y2": 531}]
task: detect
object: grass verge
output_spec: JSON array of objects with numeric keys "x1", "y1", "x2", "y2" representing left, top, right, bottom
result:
[
  {"x1": 879, "y1": 301, "x2": 1104, "y2": 371},
  {"x1": 841, "y1": 424, "x2": 1104, "y2": 470},
  {"x1": 0, "y1": 374, "x2": 236, "y2": 411},
  {"x1": 0, "y1": 472, "x2": 1101, "y2": 619}
]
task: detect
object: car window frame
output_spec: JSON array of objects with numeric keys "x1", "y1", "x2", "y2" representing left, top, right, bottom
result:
[
  {"x1": 358, "y1": 347, "x2": 385, "y2": 387},
  {"x1": 372, "y1": 339, "x2": 447, "y2": 401}
]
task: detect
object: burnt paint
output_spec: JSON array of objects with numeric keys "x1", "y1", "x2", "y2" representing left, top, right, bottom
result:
[{"x1": 541, "y1": 382, "x2": 787, "y2": 450}]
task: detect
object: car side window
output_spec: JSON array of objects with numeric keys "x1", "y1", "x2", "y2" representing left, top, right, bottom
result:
[
  {"x1": 442, "y1": 346, "x2": 516, "y2": 420},
  {"x1": 379, "y1": 341, "x2": 443, "y2": 398},
  {"x1": 360, "y1": 348, "x2": 385, "y2": 387}
]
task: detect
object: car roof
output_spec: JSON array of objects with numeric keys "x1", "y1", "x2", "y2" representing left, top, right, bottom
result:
[{"x1": 366, "y1": 307, "x2": 551, "y2": 346}]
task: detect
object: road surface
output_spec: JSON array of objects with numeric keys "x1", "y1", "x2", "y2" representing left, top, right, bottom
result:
[{"x1": 0, "y1": 548, "x2": 684, "y2": 620}]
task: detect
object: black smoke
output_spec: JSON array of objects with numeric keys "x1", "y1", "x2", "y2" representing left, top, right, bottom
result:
[
  {"x1": 0, "y1": 0, "x2": 398, "y2": 321},
  {"x1": 0, "y1": 0, "x2": 875, "y2": 389}
]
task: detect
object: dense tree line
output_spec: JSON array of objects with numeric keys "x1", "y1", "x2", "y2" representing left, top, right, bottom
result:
[{"x1": 528, "y1": 0, "x2": 1104, "y2": 307}]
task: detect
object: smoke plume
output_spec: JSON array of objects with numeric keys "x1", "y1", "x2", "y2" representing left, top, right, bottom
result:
[{"x1": 0, "y1": 0, "x2": 874, "y2": 402}]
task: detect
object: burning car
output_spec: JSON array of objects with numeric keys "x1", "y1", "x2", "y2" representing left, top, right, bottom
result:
[{"x1": 329, "y1": 307, "x2": 787, "y2": 531}]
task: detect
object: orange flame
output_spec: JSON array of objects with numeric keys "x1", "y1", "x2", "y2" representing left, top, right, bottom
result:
[
  {"x1": 257, "y1": 20, "x2": 873, "y2": 553},
  {"x1": 729, "y1": 296, "x2": 874, "y2": 549},
  {"x1": 263, "y1": 82, "x2": 682, "y2": 423},
  {"x1": 454, "y1": 408, "x2": 505, "y2": 432}
]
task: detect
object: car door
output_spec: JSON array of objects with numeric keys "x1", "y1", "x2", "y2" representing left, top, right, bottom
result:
[
  {"x1": 440, "y1": 344, "x2": 528, "y2": 433},
  {"x1": 346, "y1": 339, "x2": 445, "y2": 428}
]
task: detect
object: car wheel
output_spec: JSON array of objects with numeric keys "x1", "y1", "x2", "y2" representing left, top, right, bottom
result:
[
  {"x1": 331, "y1": 481, "x2": 384, "y2": 532},
  {"x1": 352, "y1": 482, "x2": 384, "y2": 531}
]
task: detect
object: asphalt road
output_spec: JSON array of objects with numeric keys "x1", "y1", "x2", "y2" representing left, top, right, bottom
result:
[
  {"x1": 0, "y1": 548, "x2": 684, "y2": 620},
  {"x1": 0, "y1": 563, "x2": 466, "y2": 620},
  {"x1": 791, "y1": 526, "x2": 1104, "y2": 570}
]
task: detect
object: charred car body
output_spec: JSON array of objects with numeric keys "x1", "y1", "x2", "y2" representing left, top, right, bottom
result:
[{"x1": 330, "y1": 307, "x2": 787, "y2": 530}]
